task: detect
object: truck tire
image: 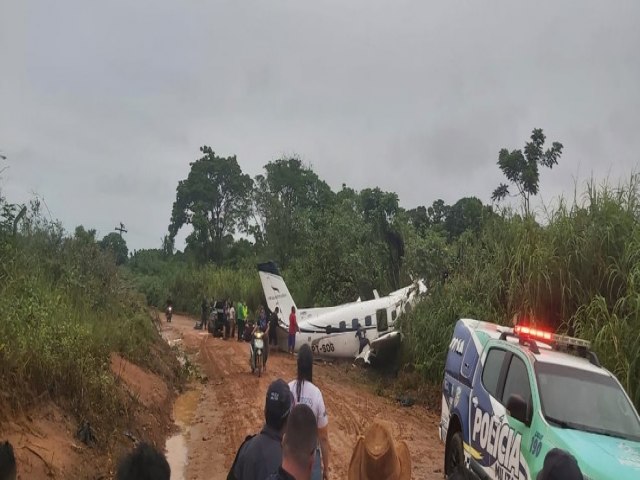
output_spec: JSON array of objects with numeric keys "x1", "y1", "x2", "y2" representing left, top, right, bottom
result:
[{"x1": 445, "y1": 431, "x2": 466, "y2": 477}]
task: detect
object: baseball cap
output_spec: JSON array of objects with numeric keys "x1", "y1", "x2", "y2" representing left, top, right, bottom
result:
[
  {"x1": 265, "y1": 379, "x2": 293, "y2": 428},
  {"x1": 537, "y1": 449, "x2": 583, "y2": 480}
]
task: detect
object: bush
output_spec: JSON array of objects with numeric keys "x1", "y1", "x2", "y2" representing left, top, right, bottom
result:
[
  {"x1": 402, "y1": 177, "x2": 640, "y2": 410},
  {"x1": 0, "y1": 211, "x2": 157, "y2": 428}
]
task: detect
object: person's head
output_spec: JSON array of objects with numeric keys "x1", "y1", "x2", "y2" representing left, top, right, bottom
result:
[
  {"x1": 537, "y1": 449, "x2": 583, "y2": 480},
  {"x1": 297, "y1": 344, "x2": 313, "y2": 384},
  {"x1": 264, "y1": 379, "x2": 293, "y2": 432},
  {"x1": 281, "y1": 404, "x2": 318, "y2": 478},
  {"x1": 291, "y1": 306, "x2": 296, "y2": 313},
  {"x1": 348, "y1": 419, "x2": 411, "y2": 480},
  {"x1": 116, "y1": 442, "x2": 170, "y2": 480},
  {"x1": 0, "y1": 441, "x2": 16, "y2": 480}
]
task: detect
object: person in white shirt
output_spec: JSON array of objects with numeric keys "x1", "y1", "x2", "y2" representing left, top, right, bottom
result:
[
  {"x1": 288, "y1": 344, "x2": 331, "y2": 480},
  {"x1": 229, "y1": 303, "x2": 237, "y2": 339}
]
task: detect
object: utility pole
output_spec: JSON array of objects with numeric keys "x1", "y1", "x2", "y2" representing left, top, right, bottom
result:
[{"x1": 115, "y1": 222, "x2": 128, "y2": 237}]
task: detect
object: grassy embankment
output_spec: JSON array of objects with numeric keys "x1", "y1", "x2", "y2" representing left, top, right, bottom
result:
[
  {"x1": 0, "y1": 214, "x2": 179, "y2": 436},
  {"x1": 400, "y1": 178, "x2": 640, "y2": 410}
]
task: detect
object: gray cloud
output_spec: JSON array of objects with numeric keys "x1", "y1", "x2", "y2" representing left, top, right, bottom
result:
[{"x1": 1, "y1": 0, "x2": 639, "y2": 251}]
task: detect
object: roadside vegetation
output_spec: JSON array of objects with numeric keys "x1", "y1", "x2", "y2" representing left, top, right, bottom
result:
[
  {"x1": 3, "y1": 126, "x2": 638, "y2": 425},
  {"x1": 0, "y1": 195, "x2": 172, "y2": 434},
  {"x1": 130, "y1": 129, "x2": 638, "y2": 411}
]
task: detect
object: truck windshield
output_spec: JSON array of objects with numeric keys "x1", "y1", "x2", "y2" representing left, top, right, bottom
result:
[{"x1": 535, "y1": 362, "x2": 640, "y2": 441}]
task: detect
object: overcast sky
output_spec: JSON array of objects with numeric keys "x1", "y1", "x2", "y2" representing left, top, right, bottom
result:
[{"x1": 1, "y1": 1, "x2": 639, "y2": 251}]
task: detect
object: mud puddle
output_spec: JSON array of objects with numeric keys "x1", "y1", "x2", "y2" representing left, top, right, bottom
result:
[{"x1": 165, "y1": 387, "x2": 201, "y2": 480}]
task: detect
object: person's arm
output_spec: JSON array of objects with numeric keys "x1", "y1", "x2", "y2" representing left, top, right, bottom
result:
[
  {"x1": 318, "y1": 425, "x2": 330, "y2": 479},
  {"x1": 316, "y1": 393, "x2": 331, "y2": 478}
]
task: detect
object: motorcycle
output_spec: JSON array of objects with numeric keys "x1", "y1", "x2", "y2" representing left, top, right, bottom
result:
[
  {"x1": 165, "y1": 305, "x2": 173, "y2": 323},
  {"x1": 249, "y1": 331, "x2": 265, "y2": 377}
]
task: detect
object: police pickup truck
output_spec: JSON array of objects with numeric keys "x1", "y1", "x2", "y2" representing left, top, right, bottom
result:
[{"x1": 440, "y1": 319, "x2": 640, "y2": 480}]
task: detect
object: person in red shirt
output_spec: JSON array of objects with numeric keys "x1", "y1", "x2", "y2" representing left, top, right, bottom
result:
[{"x1": 288, "y1": 306, "x2": 300, "y2": 355}]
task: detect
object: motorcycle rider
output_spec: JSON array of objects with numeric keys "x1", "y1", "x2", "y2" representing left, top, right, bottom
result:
[
  {"x1": 165, "y1": 299, "x2": 173, "y2": 323},
  {"x1": 252, "y1": 306, "x2": 270, "y2": 372}
]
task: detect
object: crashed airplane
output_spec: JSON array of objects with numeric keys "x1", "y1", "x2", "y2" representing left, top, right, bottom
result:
[{"x1": 257, "y1": 262, "x2": 427, "y2": 366}]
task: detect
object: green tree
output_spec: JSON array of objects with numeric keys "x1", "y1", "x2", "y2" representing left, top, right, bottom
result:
[
  {"x1": 99, "y1": 232, "x2": 129, "y2": 265},
  {"x1": 492, "y1": 128, "x2": 563, "y2": 216},
  {"x1": 169, "y1": 146, "x2": 253, "y2": 263},
  {"x1": 253, "y1": 157, "x2": 334, "y2": 267},
  {"x1": 444, "y1": 197, "x2": 494, "y2": 240},
  {"x1": 360, "y1": 188, "x2": 404, "y2": 289}
]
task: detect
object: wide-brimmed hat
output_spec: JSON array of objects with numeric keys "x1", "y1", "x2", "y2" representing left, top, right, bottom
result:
[{"x1": 348, "y1": 419, "x2": 411, "y2": 480}]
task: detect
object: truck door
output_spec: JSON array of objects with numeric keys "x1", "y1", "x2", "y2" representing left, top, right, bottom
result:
[
  {"x1": 469, "y1": 347, "x2": 509, "y2": 479},
  {"x1": 497, "y1": 353, "x2": 536, "y2": 480}
]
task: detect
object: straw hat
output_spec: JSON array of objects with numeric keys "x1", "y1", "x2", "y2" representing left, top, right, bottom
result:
[{"x1": 348, "y1": 419, "x2": 411, "y2": 480}]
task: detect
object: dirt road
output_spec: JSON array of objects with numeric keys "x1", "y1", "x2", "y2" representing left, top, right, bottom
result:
[{"x1": 162, "y1": 314, "x2": 444, "y2": 479}]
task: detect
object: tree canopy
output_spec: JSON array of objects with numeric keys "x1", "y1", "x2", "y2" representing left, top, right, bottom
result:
[
  {"x1": 492, "y1": 128, "x2": 563, "y2": 216},
  {"x1": 169, "y1": 146, "x2": 253, "y2": 262}
]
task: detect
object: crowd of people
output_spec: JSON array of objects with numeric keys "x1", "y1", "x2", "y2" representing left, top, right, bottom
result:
[{"x1": 0, "y1": 304, "x2": 586, "y2": 479}]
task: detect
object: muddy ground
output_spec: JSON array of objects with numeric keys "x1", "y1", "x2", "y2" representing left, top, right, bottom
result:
[{"x1": 163, "y1": 314, "x2": 445, "y2": 480}]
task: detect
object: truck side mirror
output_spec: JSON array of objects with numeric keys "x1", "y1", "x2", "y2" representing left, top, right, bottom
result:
[{"x1": 506, "y1": 394, "x2": 531, "y2": 426}]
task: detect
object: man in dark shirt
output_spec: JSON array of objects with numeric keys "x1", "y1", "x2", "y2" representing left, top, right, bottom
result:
[
  {"x1": 231, "y1": 379, "x2": 293, "y2": 480},
  {"x1": 269, "y1": 307, "x2": 280, "y2": 348},
  {"x1": 267, "y1": 404, "x2": 318, "y2": 480},
  {"x1": 355, "y1": 323, "x2": 370, "y2": 354}
]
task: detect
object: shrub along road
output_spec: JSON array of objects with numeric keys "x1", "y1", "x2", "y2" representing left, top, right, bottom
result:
[{"x1": 162, "y1": 314, "x2": 444, "y2": 480}]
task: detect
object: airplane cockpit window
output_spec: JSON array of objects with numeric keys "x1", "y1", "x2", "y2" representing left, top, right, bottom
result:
[
  {"x1": 365, "y1": 315, "x2": 372, "y2": 327},
  {"x1": 339, "y1": 321, "x2": 346, "y2": 331},
  {"x1": 376, "y1": 309, "x2": 388, "y2": 332},
  {"x1": 352, "y1": 318, "x2": 359, "y2": 329}
]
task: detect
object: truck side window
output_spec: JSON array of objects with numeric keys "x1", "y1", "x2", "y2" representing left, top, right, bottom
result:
[
  {"x1": 481, "y1": 348, "x2": 508, "y2": 398},
  {"x1": 502, "y1": 356, "x2": 532, "y2": 407}
]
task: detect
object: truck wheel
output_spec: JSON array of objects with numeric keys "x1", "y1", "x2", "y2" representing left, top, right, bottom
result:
[{"x1": 445, "y1": 431, "x2": 466, "y2": 477}]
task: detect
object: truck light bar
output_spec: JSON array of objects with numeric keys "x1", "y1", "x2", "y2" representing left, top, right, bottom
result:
[{"x1": 514, "y1": 325, "x2": 591, "y2": 349}]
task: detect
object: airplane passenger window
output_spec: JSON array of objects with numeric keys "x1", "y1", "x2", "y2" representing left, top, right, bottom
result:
[
  {"x1": 365, "y1": 315, "x2": 372, "y2": 327},
  {"x1": 391, "y1": 310, "x2": 397, "y2": 321},
  {"x1": 376, "y1": 309, "x2": 388, "y2": 332},
  {"x1": 339, "y1": 321, "x2": 346, "y2": 331},
  {"x1": 352, "y1": 318, "x2": 359, "y2": 329}
]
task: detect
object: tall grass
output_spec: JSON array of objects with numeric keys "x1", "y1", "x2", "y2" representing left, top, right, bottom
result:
[
  {"x1": 403, "y1": 176, "x2": 640, "y2": 410},
  {"x1": 0, "y1": 214, "x2": 158, "y2": 429},
  {"x1": 127, "y1": 254, "x2": 264, "y2": 316}
]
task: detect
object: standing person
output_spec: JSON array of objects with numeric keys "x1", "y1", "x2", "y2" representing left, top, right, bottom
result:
[
  {"x1": 236, "y1": 300, "x2": 246, "y2": 341},
  {"x1": 269, "y1": 307, "x2": 280, "y2": 350},
  {"x1": 229, "y1": 301, "x2": 236, "y2": 340},
  {"x1": 288, "y1": 344, "x2": 331, "y2": 480},
  {"x1": 199, "y1": 298, "x2": 208, "y2": 330},
  {"x1": 288, "y1": 306, "x2": 300, "y2": 355},
  {"x1": 355, "y1": 323, "x2": 370, "y2": 354},
  {"x1": 267, "y1": 404, "x2": 318, "y2": 480},
  {"x1": 223, "y1": 300, "x2": 230, "y2": 340},
  {"x1": 230, "y1": 379, "x2": 293, "y2": 480}
]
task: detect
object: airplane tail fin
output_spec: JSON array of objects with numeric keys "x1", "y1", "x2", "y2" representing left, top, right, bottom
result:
[{"x1": 257, "y1": 261, "x2": 297, "y2": 317}]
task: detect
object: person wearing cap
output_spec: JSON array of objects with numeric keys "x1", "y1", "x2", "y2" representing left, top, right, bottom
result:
[
  {"x1": 231, "y1": 379, "x2": 293, "y2": 480},
  {"x1": 348, "y1": 418, "x2": 411, "y2": 480},
  {"x1": 267, "y1": 404, "x2": 318, "y2": 480},
  {"x1": 537, "y1": 448, "x2": 583, "y2": 480},
  {"x1": 288, "y1": 344, "x2": 331, "y2": 480}
]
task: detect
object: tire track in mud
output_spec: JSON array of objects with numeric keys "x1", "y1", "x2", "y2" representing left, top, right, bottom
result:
[{"x1": 166, "y1": 315, "x2": 444, "y2": 480}]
